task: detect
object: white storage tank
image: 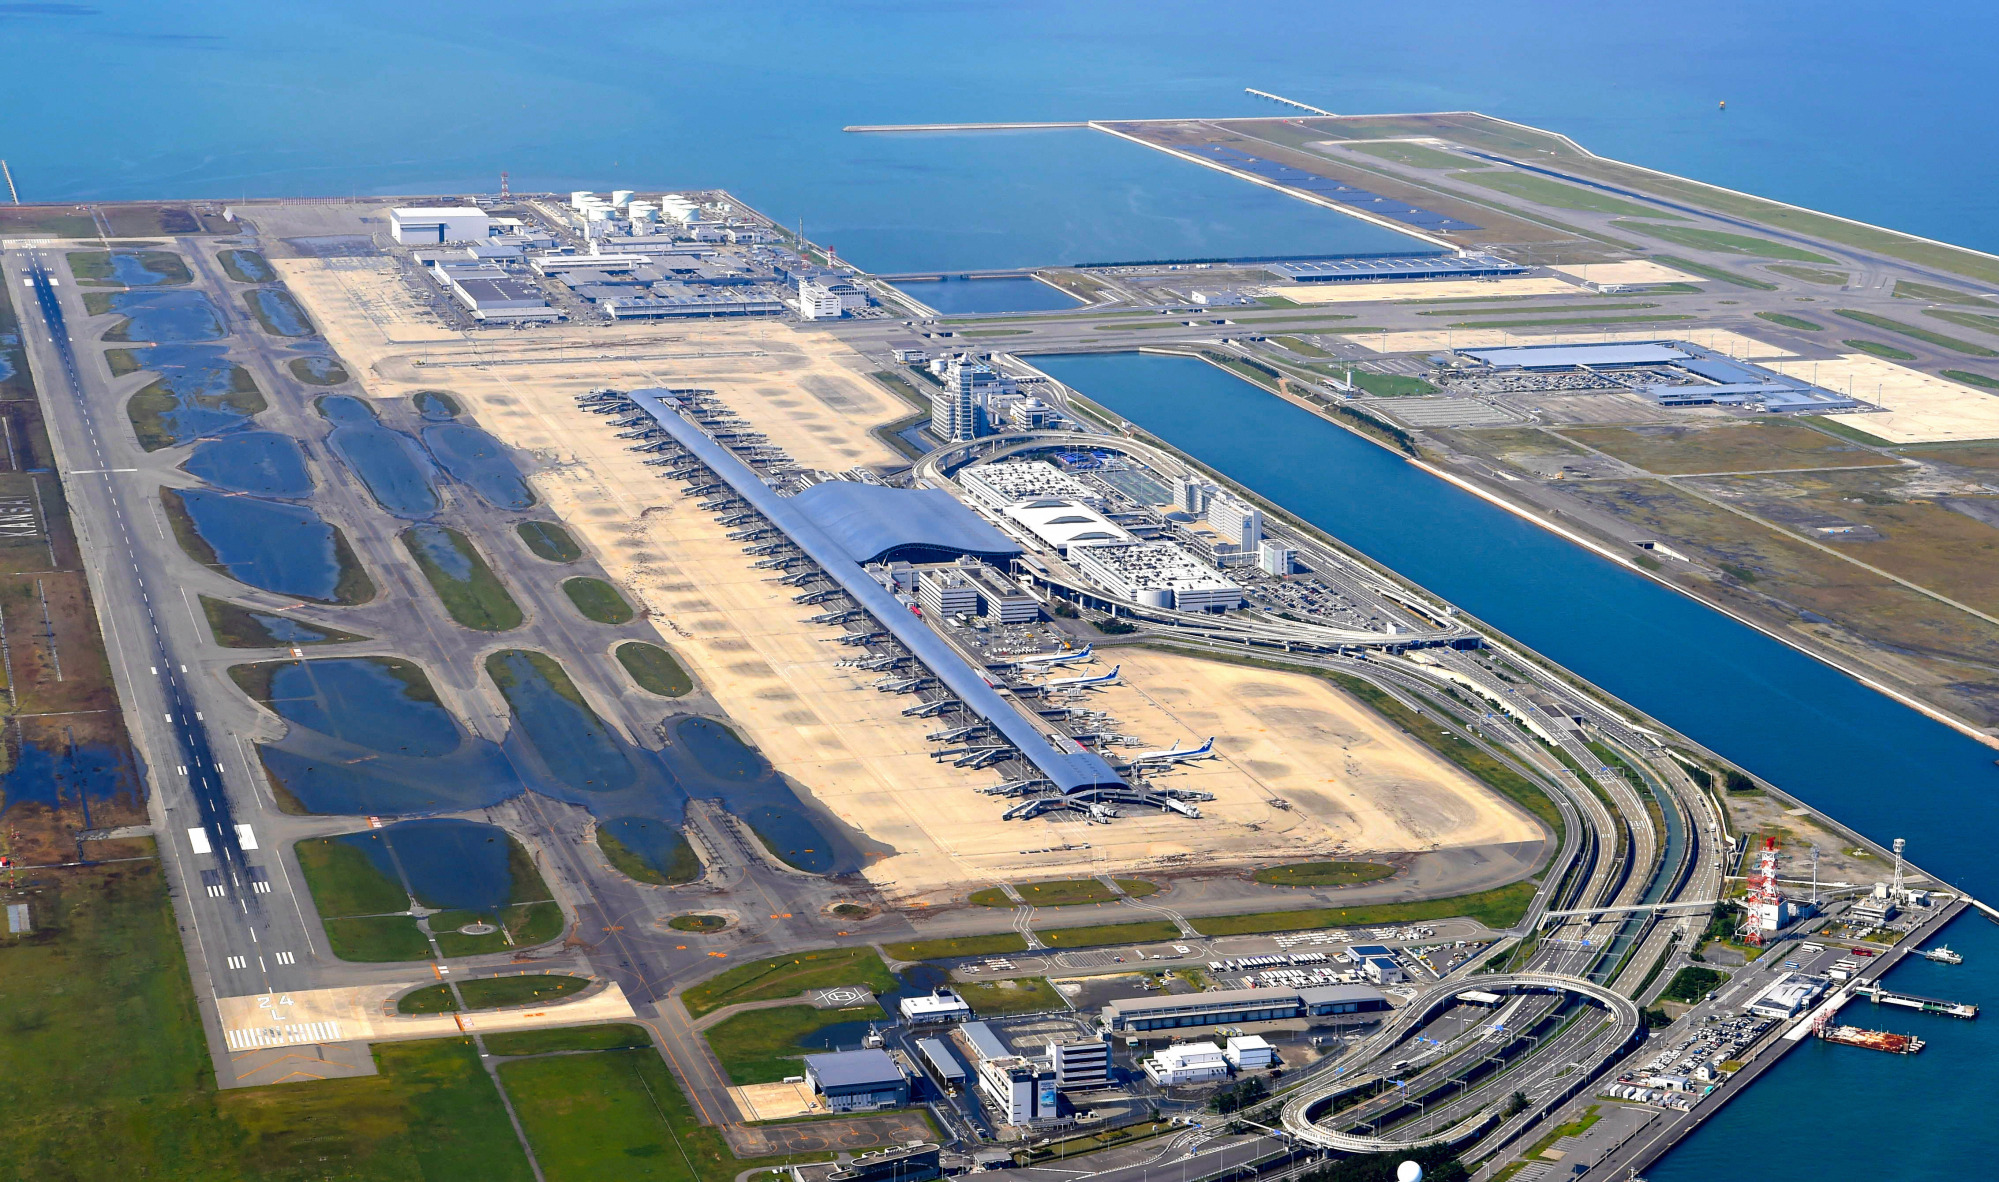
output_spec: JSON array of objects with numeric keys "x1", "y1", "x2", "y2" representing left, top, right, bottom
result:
[
  {"x1": 611, "y1": 189, "x2": 635, "y2": 207},
  {"x1": 570, "y1": 191, "x2": 595, "y2": 209}
]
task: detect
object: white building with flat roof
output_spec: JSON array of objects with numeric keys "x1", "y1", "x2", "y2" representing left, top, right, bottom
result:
[
  {"x1": 900, "y1": 990, "x2": 973, "y2": 1024},
  {"x1": 1070, "y1": 541, "x2": 1242, "y2": 612},
  {"x1": 1224, "y1": 1035, "x2": 1277, "y2": 1070},
  {"x1": 1143, "y1": 1043, "x2": 1228, "y2": 1086},
  {"x1": 391, "y1": 207, "x2": 491, "y2": 245},
  {"x1": 1207, "y1": 493, "x2": 1263, "y2": 551}
]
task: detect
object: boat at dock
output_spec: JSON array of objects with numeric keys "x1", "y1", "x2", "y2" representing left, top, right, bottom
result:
[
  {"x1": 1816, "y1": 1024, "x2": 1925, "y2": 1054},
  {"x1": 1918, "y1": 946, "x2": 1964, "y2": 965},
  {"x1": 1852, "y1": 980, "x2": 1979, "y2": 1018}
]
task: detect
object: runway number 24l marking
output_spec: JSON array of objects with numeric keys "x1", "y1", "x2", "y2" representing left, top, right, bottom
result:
[{"x1": 258, "y1": 995, "x2": 295, "y2": 1010}]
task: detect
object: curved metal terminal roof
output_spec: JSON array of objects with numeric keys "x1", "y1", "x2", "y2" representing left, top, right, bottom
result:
[
  {"x1": 626, "y1": 389, "x2": 1127, "y2": 794},
  {"x1": 791, "y1": 481, "x2": 1022, "y2": 566}
]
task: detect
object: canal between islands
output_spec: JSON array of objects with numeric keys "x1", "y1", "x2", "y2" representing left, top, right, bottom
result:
[{"x1": 1030, "y1": 352, "x2": 1999, "y2": 1175}]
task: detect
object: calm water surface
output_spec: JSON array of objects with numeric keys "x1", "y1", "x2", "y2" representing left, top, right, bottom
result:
[{"x1": 892, "y1": 276, "x2": 1084, "y2": 314}]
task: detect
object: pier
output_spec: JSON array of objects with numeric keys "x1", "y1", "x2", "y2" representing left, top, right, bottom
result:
[{"x1": 1852, "y1": 980, "x2": 1979, "y2": 1018}]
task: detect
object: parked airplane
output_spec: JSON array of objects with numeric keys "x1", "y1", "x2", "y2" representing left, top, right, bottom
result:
[
  {"x1": 1131, "y1": 737, "x2": 1216, "y2": 764},
  {"x1": 1043, "y1": 664, "x2": 1120, "y2": 691},
  {"x1": 1004, "y1": 644, "x2": 1093, "y2": 670}
]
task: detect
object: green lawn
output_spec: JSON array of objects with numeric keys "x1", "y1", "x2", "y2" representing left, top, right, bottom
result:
[
  {"x1": 599, "y1": 825, "x2": 701, "y2": 885},
  {"x1": 1944, "y1": 369, "x2": 1999, "y2": 390},
  {"x1": 562, "y1": 576, "x2": 635, "y2": 624},
  {"x1": 501, "y1": 1049, "x2": 835, "y2": 1182},
  {"x1": 617, "y1": 641, "x2": 694, "y2": 697},
  {"x1": 399, "y1": 974, "x2": 590, "y2": 1014},
  {"x1": 0, "y1": 859, "x2": 534, "y2": 1178},
  {"x1": 1252, "y1": 861, "x2": 1397, "y2": 887},
  {"x1": 1650, "y1": 254, "x2": 1777, "y2": 290},
  {"x1": 1893, "y1": 279, "x2": 1993, "y2": 305},
  {"x1": 1754, "y1": 311, "x2": 1824, "y2": 331},
  {"x1": 483, "y1": 1023, "x2": 653, "y2": 1056},
  {"x1": 518, "y1": 520, "x2": 583, "y2": 562},
  {"x1": 681, "y1": 947, "x2": 897, "y2": 1018},
  {"x1": 704, "y1": 1004, "x2": 879, "y2": 1084},
  {"x1": 402, "y1": 525, "x2": 524, "y2": 630},
  {"x1": 1610, "y1": 221, "x2": 1835, "y2": 263},
  {"x1": 1457, "y1": 170, "x2": 1678, "y2": 218},
  {"x1": 324, "y1": 914, "x2": 432, "y2": 962},
  {"x1": 1766, "y1": 263, "x2": 1849, "y2": 286},
  {"x1": 431, "y1": 901, "x2": 565, "y2": 957},
  {"x1": 969, "y1": 878, "x2": 1156, "y2": 907},
  {"x1": 1924, "y1": 307, "x2": 1999, "y2": 337},
  {"x1": 1191, "y1": 880, "x2": 1539, "y2": 936},
  {"x1": 1843, "y1": 338, "x2": 1917, "y2": 361},
  {"x1": 1446, "y1": 313, "x2": 1696, "y2": 330},
  {"x1": 1347, "y1": 370, "x2": 1436, "y2": 397},
  {"x1": 1835, "y1": 308, "x2": 1999, "y2": 356},
  {"x1": 1033, "y1": 920, "x2": 1181, "y2": 949},
  {"x1": 1659, "y1": 966, "x2": 1729, "y2": 1004},
  {"x1": 1345, "y1": 141, "x2": 1478, "y2": 169},
  {"x1": 955, "y1": 977, "x2": 1068, "y2": 1016},
  {"x1": 294, "y1": 835, "x2": 410, "y2": 917},
  {"x1": 882, "y1": 933, "x2": 1030, "y2": 961}
]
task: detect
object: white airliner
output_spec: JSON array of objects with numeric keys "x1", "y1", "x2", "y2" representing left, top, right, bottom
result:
[
  {"x1": 1131, "y1": 737, "x2": 1216, "y2": 764},
  {"x1": 1043, "y1": 664, "x2": 1120, "y2": 691},
  {"x1": 1007, "y1": 644, "x2": 1093, "y2": 669}
]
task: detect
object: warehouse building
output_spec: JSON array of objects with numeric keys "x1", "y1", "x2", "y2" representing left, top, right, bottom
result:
[
  {"x1": 1101, "y1": 983, "x2": 1389, "y2": 1033},
  {"x1": 804, "y1": 1049, "x2": 909, "y2": 1112},
  {"x1": 448, "y1": 276, "x2": 557, "y2": 322},
  {"x1": 917, "y1": 1038, "x2": 967, "y2": 1090},
  {"x1": 1069, "y1": 541, "x2": 1242, "y2": 612},
  {"x1": 391, "y1": 206, "x2": 491, "y2": 245},
  {"x1": 900, "y1": 989, "x2": 973, "y2": 1024}
]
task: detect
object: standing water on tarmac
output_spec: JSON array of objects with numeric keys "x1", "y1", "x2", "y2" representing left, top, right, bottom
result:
[
  {"x1": 184, "y1": 431, "x2": 312, "y2": 497},
  {"x1": 317, "y1": 394, "x2": 439, "y2": 518}
]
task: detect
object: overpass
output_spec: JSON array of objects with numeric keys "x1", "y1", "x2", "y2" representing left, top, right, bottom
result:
[
  {"x1": 1536, "y1": 898, "x2": 1719, "y2": 928},
  {"x1": 1278, "y1": 973, "x2": 1642, "y2": 1153}
]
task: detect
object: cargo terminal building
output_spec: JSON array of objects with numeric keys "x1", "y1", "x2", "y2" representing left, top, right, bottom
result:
[{"x1": 1101, "y1": 983, "x2": 1390, "y2": 1033}]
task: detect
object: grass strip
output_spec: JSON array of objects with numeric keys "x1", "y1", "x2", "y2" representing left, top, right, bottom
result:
[
  {"x1": 1032, "y1": 920, "x2": 1180, "y2": 948},
  {"x1": 883, "y1": 933, "x2": 1030, "y2": 961},
  {"x1": 1925, "y1": 307, "x2": 1999, "y2": 337},
  {"x1": 399, "y1": 974, "x2": 589, "y2": 1014},
  {"x1": 517, "y1": 519, "x2": 582, "y2": 562},
  {"x1": 1610, "y1": 220, "x2": 1835, "y2": 263},
  {"x1": 1649, "y1": 254, "x2": 1776, "y2": 290},
  {"x1": 1755, "y1": 311, "x2": 1824, "y2": 331},
  {"x1": 1453, "y1": 169, "x2": 1679, "y2": 217},
  {"x1": 969, "y1": 878, "x2": 1156, "y2": 907},
  {"x1": 1843, "y1": 338, "x2": 1916, "y2": 361},
  {"x1": 1192, "y1": 880, "x2": 1539, "y2": 936},
  {"x1": 200, "y1": 594, "x2": 366, "y2": 647},
  {"x1": 1766, "y1": 264, "x2": 1848, "y2": 285},
  {"x1": 1445, "y1": 313, "x2": 1696, "y2": 329},
  {"x1": 955, "y1": 977, "x2": 1068, "y2": 1016},
  {"x1": 1943, "y1": 369, "x2": 1999, "y2": 390},
  {"x1": 682, "y1": 947, "x2": 897, "y2": 1018},
  {"x1": 616, "y1": 640, "x2": 694, "y2": 697},
  {"x1": 401, "y1": 524, "x2": 523, "y2": 631},
  {"x1": 484, "y1": 1023, "x2": 652, "y2": 1056},
  {"x1": 1835, "y1": 308, "x2": 1998, "y2": 356},
  {"x1": 1253, "y1": 861, "x2": 1396, "y2": 887},
  {"x1": 562, "y1": 575, "x2": 634, "y2": 624}
]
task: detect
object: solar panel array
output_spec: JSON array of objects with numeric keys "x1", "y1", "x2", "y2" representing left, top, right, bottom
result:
[{"x1": 1190, "y1": 145, "x2": 1481, "y2": 233}]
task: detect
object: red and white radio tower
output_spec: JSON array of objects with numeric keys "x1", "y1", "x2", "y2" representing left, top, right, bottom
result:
[
  {"x1": 1742, "y1": 837, "x2": 1784, "y2": 946},
  {"x1": 499, "y1": 171, "x2": 511, "y2": 200}
]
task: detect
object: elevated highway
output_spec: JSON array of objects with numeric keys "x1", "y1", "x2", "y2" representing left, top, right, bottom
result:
[{"x1": 1279, "y1": 973, "x2": 1643, "y2": 1153}]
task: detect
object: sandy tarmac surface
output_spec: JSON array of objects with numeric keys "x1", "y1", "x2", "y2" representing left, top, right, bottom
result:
[{"x1": 276, "y1": 258, "x2": 1542, "y2": 899}]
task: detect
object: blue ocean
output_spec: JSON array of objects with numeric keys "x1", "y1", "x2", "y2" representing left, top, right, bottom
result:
[{"x1": 8, "y1": 2, "x2": 1999, "y2": 1175}]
